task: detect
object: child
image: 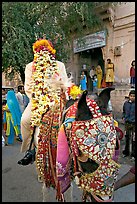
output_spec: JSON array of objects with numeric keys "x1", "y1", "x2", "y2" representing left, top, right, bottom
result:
[
  {"x1": 130, "y1": 60, "x2": 135, "y2": 88},
  {"x1": 80, "y1": 71, "x2": 87, "y2": 91},
  {"x1": 92, "y1": 74, "x2": 98, "y2": 93},
  {"x1": 122, "y1": 90, "x2": 135, "y2": 160}
]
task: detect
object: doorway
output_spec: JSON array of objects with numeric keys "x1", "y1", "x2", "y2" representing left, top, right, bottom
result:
[{"x1": 78, "y1": 47, "x2": 104, "y2": 91}]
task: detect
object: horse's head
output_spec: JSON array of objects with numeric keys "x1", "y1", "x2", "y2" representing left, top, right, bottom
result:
[
  {"x1": 63, "y1": 87, "x2": 120, "y2": 202},
  {"x1": 75, "y1": 87, "x2": 115, "y2": 120}
]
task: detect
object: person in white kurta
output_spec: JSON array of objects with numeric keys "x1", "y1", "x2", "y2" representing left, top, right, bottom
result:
[
  {"x1": 16, "y1": 86, "x2": 25, "y2": 113},
  {"x1": 20, "y1": 60, "x2": 70, "y2": 153}
]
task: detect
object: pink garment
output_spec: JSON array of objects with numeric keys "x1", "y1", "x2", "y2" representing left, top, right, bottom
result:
[{"x1": 56, "y1": 125, "x2": 71, "y2": 193}]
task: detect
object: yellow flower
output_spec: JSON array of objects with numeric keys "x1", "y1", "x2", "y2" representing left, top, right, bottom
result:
[
  {"x1": 52, "y1": 49, "x2": 56, "y2": 55},
  {"x1": 114, "y1": 120, "x2": 118, "y2": 127},
  {"x1": 34, "y1": 56, "x2": 36, "y2": 60},
  {"x1": 70, "y1": 85, "x2": 82, "y2": 100}
]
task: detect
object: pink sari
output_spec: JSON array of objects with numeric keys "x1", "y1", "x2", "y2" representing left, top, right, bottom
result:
[{"x1": 56, "y1": 124, "x2": 71, "y2": 193}]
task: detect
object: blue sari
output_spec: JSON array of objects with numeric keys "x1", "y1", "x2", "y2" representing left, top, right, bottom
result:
[
  {"x1": 3, "y1": 90, "x2": 22, "y2": 144},
  {"x1": 80, "y1": 75, "x2": 87, "y2": 90}
]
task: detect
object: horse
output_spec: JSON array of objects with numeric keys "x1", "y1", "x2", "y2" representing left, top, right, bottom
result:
[{"x1": 34, "y1": 87, "x2": 123, "y2": 202}]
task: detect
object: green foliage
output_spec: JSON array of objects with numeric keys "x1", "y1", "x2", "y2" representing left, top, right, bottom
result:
[{"x1": 2, "y1": 2, "x2": 115, "y2": 83}]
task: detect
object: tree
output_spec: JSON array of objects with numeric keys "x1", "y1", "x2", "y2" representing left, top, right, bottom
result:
[
  {"x1": 2, "y1": 2, "x2": 44, "y2": 83},
  {"x1": 2, "y1": 2, "x2": 117, "y2": 83}
]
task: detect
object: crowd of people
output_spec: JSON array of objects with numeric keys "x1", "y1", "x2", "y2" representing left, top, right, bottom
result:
[
  {"x1": 79, "y1": 59, "x2": 135, "y2": 92},
  {"x1": 2, "y1": 85, "x2": 29, "y2": 146},
  {"x1": 2, "y1": 37, "x2": 135, "y2": 200},
  {"x1": 79, "y1": 59, "x2": 135, "y2": 162},
  {"x1": 79, "y1": 58, "x2": 115, "y2": 92}
]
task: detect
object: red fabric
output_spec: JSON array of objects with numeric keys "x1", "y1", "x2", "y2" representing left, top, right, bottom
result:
[
  {"x1": 115, "y1": 126, "x2": 124, "y2": 140},
  {"x1": 130, "y1": 67, "x2": 135, "y2": 77},
  {"x1": 101, "y1": 77, "x2": 107, "y2": 88},
  {"x1": 3, "y1": 123, "x2": 7, "y2": 131},
  {"x1": 36, "y1": 109, "x2": 60, "y2": 188}
]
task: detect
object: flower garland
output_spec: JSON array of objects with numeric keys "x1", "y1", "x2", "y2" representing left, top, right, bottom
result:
[
  {"x1": 33, "y1": 39, "x2": 56, "y2": 55},
  {"x1": 30, "y1": 39, "x2": 61, "y2": 128},
  {"x1": 67, "y1": 84, "x2": 82, "y2": 100}
]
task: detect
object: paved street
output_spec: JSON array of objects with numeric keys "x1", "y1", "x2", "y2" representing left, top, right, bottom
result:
[{"x1": 2, "y1": 130, "x2": 135, "y2": 202}]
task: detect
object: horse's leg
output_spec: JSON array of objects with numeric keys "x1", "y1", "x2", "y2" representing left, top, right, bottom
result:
[
  {"x1": 42, "y1": 183, "x2": 58, "y2": 202},
  {"x1": 42, "y1": 180, "x2": 73, "y2": 202},
  {"x1": 82, "y1": 191, "x2": 97, "y2": 202},
  {"x1": 43, "y1": 184, "x2": 73, "y2": 202},
  {"x1": 64, "y1": 182, "x2": 74, "y2": 202}
]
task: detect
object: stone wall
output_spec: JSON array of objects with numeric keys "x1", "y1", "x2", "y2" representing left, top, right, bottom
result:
[{"x1": 110, "y1": 87, "x2": 132, "y2": 119}]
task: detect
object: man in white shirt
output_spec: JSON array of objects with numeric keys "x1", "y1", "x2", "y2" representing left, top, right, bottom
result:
[
  {"x1": 19, "y1": 60, "x2": 71, "y2": 153},
  {"x1": 89, "y1": 65, "x2": 96, "y2": 92},
  {"x1": 17, "y1": 37, "x2": 72, "y2": 167},
  {"x1": 16, "y1": 85, "x2": 25, "y2": 113},
  {"x1": 89, "y1": 65, "x2": 96, "y2": 79}
]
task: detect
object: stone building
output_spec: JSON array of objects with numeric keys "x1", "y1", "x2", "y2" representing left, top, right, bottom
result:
[
  {"x1": 66, "y1": 2, "x2": 135, "y2": 89},
  {"x1": 2, "y1": 2, "x2": 135, "y2": 92},
  {"x1": 2, "y1": 72, "x2": 22, "y2": 91}
]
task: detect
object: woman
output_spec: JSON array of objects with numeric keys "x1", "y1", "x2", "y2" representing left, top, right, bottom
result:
[
  {"x1": 3, "y1": 90, "x2": 22, "y2": 145},
  {"x1": 105, "y1": 58, "x2": 114, "y2": 87},
  {"x1": 80, "y1": 71, "x2": 87, "y2": 90},
  {"x1": 96, "y1": 65, "x2": 102, "y2": 88}
]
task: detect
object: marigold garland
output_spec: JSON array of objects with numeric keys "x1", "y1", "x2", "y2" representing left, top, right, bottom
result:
[
  {"x1": 33, "y1": 39, "x2": 56, "y2": 55},
  {"x1": 30, "y1": 39, "x2": 61, "y2": 128}
]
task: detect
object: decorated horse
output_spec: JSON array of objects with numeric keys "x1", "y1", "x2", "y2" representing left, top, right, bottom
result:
[
  {"x1": 34, "y1": 86, "x2": 123, "y2": 202},
  {"x1": 18, "y1": 38, "x2": 123, "y2": 202},
  {"x1": 56, "y1": 87, "x2": 123, "y2": 202}
]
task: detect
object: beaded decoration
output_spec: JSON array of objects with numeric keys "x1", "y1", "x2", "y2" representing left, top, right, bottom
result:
[
  {"x1": 36, "y1": 106, "x2": 60, "y2": 187},
  {"x1": 64, "y1": 97, "x2": 120, "y2": 202},
  {"x1": 31, "y1": 39, "x2": 61, "y2": 128},
  {"x1": 31, "y1": 39, "x2": 68, "y2": 200}
]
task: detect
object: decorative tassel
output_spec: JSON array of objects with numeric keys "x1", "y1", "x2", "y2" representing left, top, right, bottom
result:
[{"x1": 56, "y1": 181, "x2": 65, "y2": 202}]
